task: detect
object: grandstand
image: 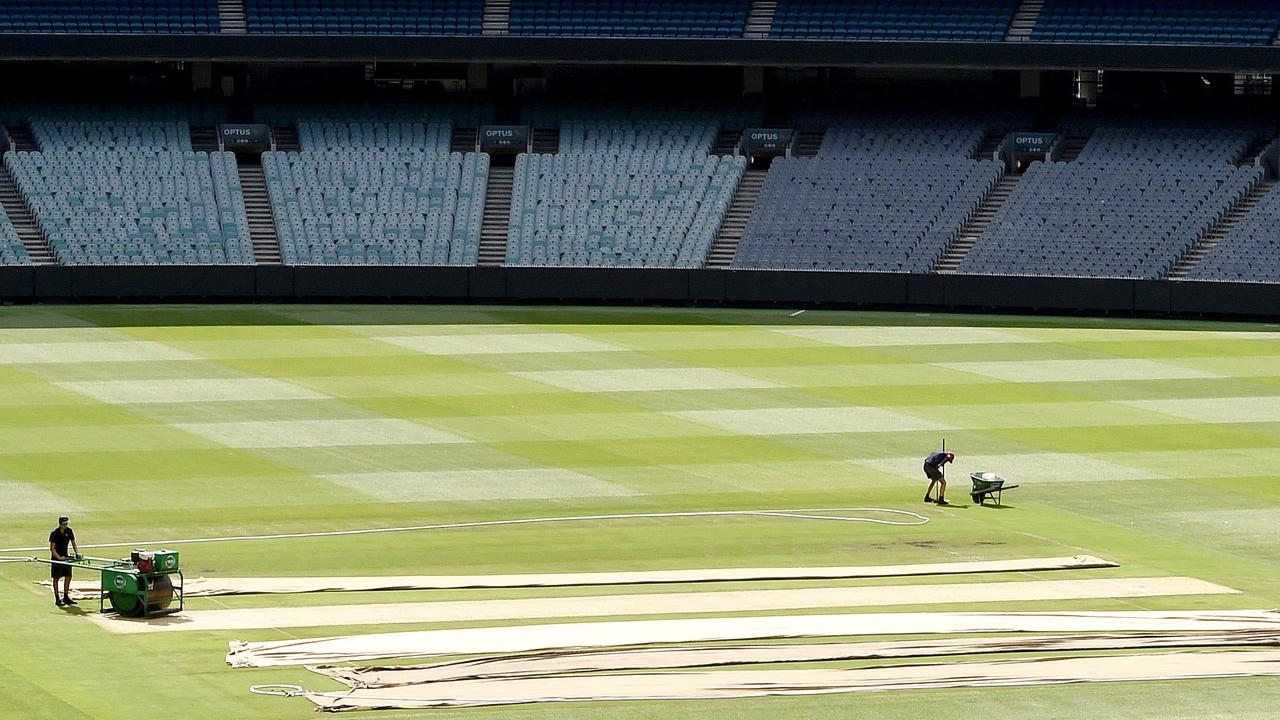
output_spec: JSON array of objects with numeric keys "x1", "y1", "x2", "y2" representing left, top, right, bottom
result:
[
  {"x1": 960, "y1": 117, "x2": 1267, "y2": 279},
  {"x1": 510, "y1": 0, "x2": 751, "y2": 38},
  {"x1": 0, "y1": 1, "x2": 219, "y2": 34},
  {"x1": 0, "y1": 2, "x2": 1274, "y2": 314},
  {"x1": 261, "y1": 121, "x2": 487, "y2": 266},
  {"x1": 1031, "y1": 0, "x2": 1280, "y2": 46},
  {"x1": 770, "y1": 0, "x2": 1018, "y2": 41},
  {"x1": 2, "y1": 101, "x2": 252, "y2": 266},
  {"x1": 0, "y1": 206, "x2": 29, "y2": 266},
  {"x1": 506, "y1": 100, "x2": 754, "y2": 267},
  {"x1": 734, "y1": 109, "x2": 1011, "y2": 272},
  {"x1": 244, "y1": 0, "x2": 483, "y2": 35}
]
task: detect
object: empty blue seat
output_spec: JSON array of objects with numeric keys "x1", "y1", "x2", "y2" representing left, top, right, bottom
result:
[
  {"x1": 0, "y1": 1, "x2": 218, "y2": 34},
  {"x1": 1031, "y1": 0, "x2": 1280, "y2": 46},
  {"x1": 961, "y1": 116, "x2": 1267, "y2": 279},
  {"x1": 244, "y1": 0, "x2": 483, "y2": 35},
  {"x1": 510, "y1": 0, "x2": 750, "y2": 38},
  {"x1": 770, "y1": 0, "x2": 1017, "y2": 41}
]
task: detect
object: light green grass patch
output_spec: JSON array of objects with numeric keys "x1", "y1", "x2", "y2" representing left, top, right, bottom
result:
[
  {"x1": 937, "y1": 358, "x2": 1220, "y2": 383},
  {"x1": 670, "y1": 407, "x2": 954, "y2": 435},
  {"x1": 778, "y1": 326, "x2": 1039, "y2": 347},
  {"x1": 0, "y1": 478, "x2": 83, "y2": 515},
  {"x1": 515, "y1": 368, "x2": 781, "y2": 392},
  {"x1": 1119, "y1": 396, "x2": 1280, "y2": 423},
  {"x1": 324, "y1": 468, "x2": 643, "y2": 502},
  {"x1": 373, "y1": 332, "x2": 626, "y2": 355},
  {"x1": 56, "y1": 378, "x2": 327, "y2": 404},
  {"x1": 172, "y1": 418, "x2": 470, "y2": 448}
]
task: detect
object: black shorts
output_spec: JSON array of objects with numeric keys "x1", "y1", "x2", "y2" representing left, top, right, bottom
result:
[
  {"x1": 50, "y1": 563, "x2": 71, "y2": 580},
  {"x1": 924, "y1": 464, "x2": 944, "y2": 481}
]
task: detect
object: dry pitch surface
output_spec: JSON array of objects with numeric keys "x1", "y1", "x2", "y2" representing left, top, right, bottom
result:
[{"x1": 0, "y1": 304, "x2": 1278, "y2": 718}]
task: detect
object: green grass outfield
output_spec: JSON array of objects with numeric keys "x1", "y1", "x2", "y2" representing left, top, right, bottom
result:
[{"x1": 1, "y1": 304, "x2": 1279, "y2": 719}]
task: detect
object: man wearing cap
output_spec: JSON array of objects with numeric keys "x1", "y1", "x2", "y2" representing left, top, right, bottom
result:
[
  {"x1": 923, "y1": 451, "x2": 955, "y2": 506},
  {"x1": 49, "y1": 516, "x2": 79, "y2": 607}
]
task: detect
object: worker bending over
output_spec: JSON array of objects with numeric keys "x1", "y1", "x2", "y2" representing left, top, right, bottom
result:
[{"x1": 923, "y1": 451, "x2": 955, "y2": 506}]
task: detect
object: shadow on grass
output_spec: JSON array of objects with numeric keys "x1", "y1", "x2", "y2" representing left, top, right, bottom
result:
[{"x1": 4, "y1": 303, "x2": 1275, "y2": 333}]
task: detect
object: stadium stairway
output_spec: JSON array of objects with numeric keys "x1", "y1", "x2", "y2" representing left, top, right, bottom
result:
[
  {"x1": 218, "y1": 0, "x2": 248, "y2": 34},
  {"x1": 708, "y1": 168, "x2": 766, "y2": 268},
  {"x1": 793, "y1": 128, "x2": 825, "y2": 157},
  {"x1": 935, "y1": 173, "x2": 1018, "y2": 273},
  {"x1": 451, "y1": 126, "x2": 478, "y2": 153},
  {"x1": 1240, "y1": 135, "x2": 1271, "y2": 165},
  {"x1": 272, "y1": 125, "x2": 300, "y2": 151},
  {"x1": 238, "y1": 165, "x2": 282, "y2": 264},
  {"x1": 1005, "y1": 0, "x2": 1044, "y2": 41},
  {"x1": 745, "y1": 0, "x2": 777, "y2": 38},
  {"x1": 1056, "y1": 134, "x2": 1090, "y2": 161},
  {"x1": 190, "y1": 126, "x2": 220, "y2": 152},
  {"x1": 479, "y1": 165, "x2": 512, "y2": 266},
  {"x1": 483, "y1": 0, "x2": 511, "y2": 35},
  {"x1": 531, "y1": 128, "x2": 559, "y2": 154},
  {"x1": 5, "y1": 124, "x2": 37, "y2": 151},
  {"x1": 1168, "y1": 177, "x2": 1276, "y2": 279},
  {"x1": 0, "y1": 165, "x2": 54, "y2": 264},
  {"x1": 712, "y1": 129, "x2": 740, "y2": 156},
  {"x1": 975, "y1": 130, "x2": 1005, "y2": 160}
]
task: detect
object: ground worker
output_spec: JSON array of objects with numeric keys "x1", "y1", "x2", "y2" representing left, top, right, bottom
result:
[
  {"x1": 49, "y1": 515, "x2": 79, "y2": 607},
  {"x1": 923, "y1": 451, "x2": 955, "y2": 506}
]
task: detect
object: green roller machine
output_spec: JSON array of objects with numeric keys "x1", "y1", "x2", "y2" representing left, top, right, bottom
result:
[{"x1": 42, "y1": 549, "x2": 184, "y2": 618}]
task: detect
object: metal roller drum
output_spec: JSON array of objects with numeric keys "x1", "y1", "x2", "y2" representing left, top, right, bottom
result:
[{"x1": 108, "y1": 573, "x2": 175, "y2": 618}]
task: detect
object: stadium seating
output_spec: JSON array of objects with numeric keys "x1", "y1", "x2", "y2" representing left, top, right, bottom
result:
[
  {"x1": 0, "y1": 209, "x2": 31, "y2": 266},
  {"x1": 1189, "y1": 184, "x2": 1280, "y2": 283},
  {"x1": 509, "y1": 149, "x2": 744, "y2": 268},
  {"x1": 0, "y1": 1, "x2": 218, "y2": 34},
  {"x1": 261, "y1": 118, "x2": 488, "y2": 265},
  {"x1": 735, "y1": 111, "x2": 1009, "y2": 272},
  {"x1": 961, "y1": 120, "x2": 1265, "y2": 279},
  {"x1": 244, "y1": 0, "x2": 483, "y2": 35},
  {"x1": 7, "y1": 149, "x2": 252, "y2": 265},
  {"x1": 770, "y1": 0, "x2": 1017, "y2": 41},
  {"x1": 508, "y1": 102, "x2": 752, "y2": 268},
  {"x1": 3, "y1": 104, "x2": 251, "y2": 266},
  {"x1": 510, "y1": 0, "x2": 750, "y2": 38},
  {"x1": 1032, "y1": 1, "x2": 1280, "y2": 46}
]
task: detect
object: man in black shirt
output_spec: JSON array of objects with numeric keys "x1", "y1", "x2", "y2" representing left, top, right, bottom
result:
[
  {"x1": 48, "y1": 515, "x2": 80, "y2": 607},
  {"x1": 923, "y1": 451, "x2": 955, "y2": 506}
]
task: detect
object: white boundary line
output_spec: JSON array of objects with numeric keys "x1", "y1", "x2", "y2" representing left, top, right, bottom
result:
[{"x1": 0, "y1": 508, "x2": 928, "y2": 553}]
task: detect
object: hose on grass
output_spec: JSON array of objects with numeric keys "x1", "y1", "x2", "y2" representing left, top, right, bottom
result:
[{"x1": 0, "y1": 508, "x2": 930, "y2": 553}]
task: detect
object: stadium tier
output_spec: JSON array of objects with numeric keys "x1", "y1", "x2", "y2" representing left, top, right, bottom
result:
[
  {"x1": 961, "y1": 119, "x2": 1266, "y2": 279},
  {"x1": 2, "y1": 103, "x2": 251, "y2": 266},
  {"x1": 734, "y1": 111, "x2": 1009, "y2": 272},
  {"x1": 508, "y1": 102, "x2": 753, "y2": 268},
  {"x1": 510, "y1": 0, "x2": 751, "y2": 38},
  {"x1": 3, "y1": 95, "x2": 1280, "y2": 283},
  {"x1": 0, "y1": 208, "x2": 29, "y2": 266},
  {"x1": 2, "y1": 0, "x2": 1280, "y2": 46},
  {"x1": 1189, "y1": 184, "x2": 1280, "y2": 283},
  {"x1": 0, "y1": 1, "x2": 218, "y2": 34},
  {"x1": 1032, "y1": 0, "x2": 1280, "y2": 46},
  {"x1": 770, "y1": 0, "x2": 1017, "y2": 41},
  {"x1": 244, "y1": 0, "x2": 483, "y2": 35},
  {"x1": 261, "y1": 116, "x2": 488, "y2": 265}
]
